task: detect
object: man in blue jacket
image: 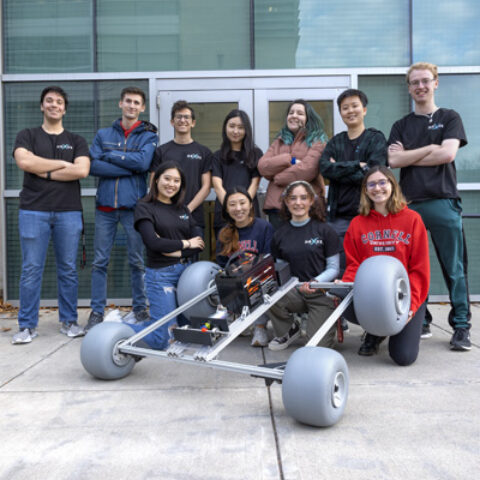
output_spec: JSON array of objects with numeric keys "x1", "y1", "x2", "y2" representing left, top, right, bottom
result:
[{"x1": 86, "y1": 87, "x2": 157, "y2": 331}]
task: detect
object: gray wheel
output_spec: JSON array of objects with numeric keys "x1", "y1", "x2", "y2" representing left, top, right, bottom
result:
[
  {"x1": 81, "y1": 322, "x2": 136, "y2": 380},
  {"x1": 282, "y1": 347, "x2": 349, "y2": 427},
  {"x1": 353, "y1": 255, "x2": 410, "y2": 337},
  {"x1": 176, "y1": 261, "x2": 221, "y2": 320}
]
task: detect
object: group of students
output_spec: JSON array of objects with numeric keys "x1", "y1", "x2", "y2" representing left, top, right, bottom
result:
[{"x1": 12, "y1": 61, "x2": 472, "y2": 362}]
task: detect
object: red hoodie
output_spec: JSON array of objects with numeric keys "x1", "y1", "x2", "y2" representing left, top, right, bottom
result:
[{"x1": 342, "y1": 206, "x2": 429, "y2": 314}]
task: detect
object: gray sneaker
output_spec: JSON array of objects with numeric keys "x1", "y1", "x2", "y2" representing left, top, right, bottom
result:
[
  {"x1": 12, "y1": 328, "x2": 38, "y2": 344},
  {"x1": 60, "y1": 322, "x2": 85, "y2": 338},
  {"x1": 251, "y1": 326, "x2": 269, "y2": 347}
]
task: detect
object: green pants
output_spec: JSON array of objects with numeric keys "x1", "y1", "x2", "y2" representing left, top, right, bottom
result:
[{"x1": 409, "y1": 198, "x2": 470, "y2": 329}]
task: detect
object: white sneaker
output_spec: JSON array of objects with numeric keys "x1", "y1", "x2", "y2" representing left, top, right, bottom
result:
[
  {"x1": 251, "y1": 326, "x2": 269, "y2": 347},
  {"x1": 104, "y1": 309, "x2": 124, "y2": 323},
  {"x1": 60, "y1": 322, "x2": 85, "y2": 338},
  {"x1": 268, "y1": 323, "x2": 301, "y2": 351},
  {"x1": 12, "y1": 328, "x2": 38, "y2": 344}
]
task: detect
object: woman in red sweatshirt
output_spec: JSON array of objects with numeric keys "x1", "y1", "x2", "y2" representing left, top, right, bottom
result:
[{"x1": 342, "y1": 165, "x2": 429, "y2": 365}]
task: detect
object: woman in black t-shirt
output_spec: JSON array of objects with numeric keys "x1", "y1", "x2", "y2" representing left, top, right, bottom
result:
[
  {"x1": 267, "y1": 180, "x2": 340, "y2": 351},
  {"x1": 131, "y1": 161, "x2": 204, "y2": 349},
  {"x1": 212, "y1": 109, "x2": 263, "y2": 234}
]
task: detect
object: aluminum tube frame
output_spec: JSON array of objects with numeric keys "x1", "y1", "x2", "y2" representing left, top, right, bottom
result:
[
  {"x1": 122, "y1": 285, "x2": 217, "y2": 346},
  {"x1": 119, "y1": 344, "x2": 285, "y2": 381}
]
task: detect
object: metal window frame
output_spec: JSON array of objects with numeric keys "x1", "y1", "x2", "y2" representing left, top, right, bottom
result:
[{"x1": 2, "y1": 67, "x2": 480, "y2": 305}]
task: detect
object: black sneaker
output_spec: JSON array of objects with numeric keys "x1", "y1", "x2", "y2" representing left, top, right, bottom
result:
[
  {"x1": 450, "y1": 328, "x2": 471, "y2": 351},
  {"x1": 421, "y1": 324, "x2": 432, "y2": 339},
  {"x1": 358, "y1": 333, "x2": 386, "y2": 356},
  {"x1": 134, "y1": 309, "x2": 150, "y2": 323},
  {"x1": 268, "y1": 323, "x2": 301, "y2": 351},
  {"x1": 85, "y1": 311, "x2": 103, "y2": 332}
]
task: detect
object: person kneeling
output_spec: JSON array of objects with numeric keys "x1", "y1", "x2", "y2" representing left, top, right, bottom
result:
[{"x1": 267, "y1": 180, "x2": 340, "y2": 351}]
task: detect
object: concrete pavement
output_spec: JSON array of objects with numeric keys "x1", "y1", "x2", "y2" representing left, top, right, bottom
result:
[{"x1": 1, "y1": 304, "x2": 479, "y2": 480}]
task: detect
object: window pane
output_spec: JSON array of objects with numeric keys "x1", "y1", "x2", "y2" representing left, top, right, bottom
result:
[
  {"x1": 4, "y1": 81, "x2": 149, "y2": 190},
  {"x1": 435, "y1": 75, "x2": 480, "y2": 183},
  {"x1": 255, "y1": 0, "x2": 410, "y2": 69},
  {"x1": 412, "y1": 1, "x2": 480, "y2": 66},
  {"x1": 358, "y1": 76, "x2": 411, "y2": 141},
  {"x1": 97, "y1": 0, "x2": 250, "y2": 72},
  {"x1": 3, "y1": 0, "x2": 93, "y2": 73}
]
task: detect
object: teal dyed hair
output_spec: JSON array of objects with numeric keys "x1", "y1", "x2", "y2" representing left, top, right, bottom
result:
[{"x1": 278, "y1": 99, "x2": 328, "y2": 147}]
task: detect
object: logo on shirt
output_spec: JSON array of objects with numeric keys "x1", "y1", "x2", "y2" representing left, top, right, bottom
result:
[
  {"x1": 179, "y1": 214, "x2": 189, "y2": 221},
  {"x1": 305, "y1": 237, "x2": 323, "y2": 246},
  {"x1": 361, "y1": 229, "x2": 411, "y2": 245},
  {"x1": 186, "y1": 153, "x2": 202, "y2": 160},
  {"x1": 56, "y1": 144, "x2": 73, "y2": 150},
  {"x1": 427, "y1": 123, "x2": 444, "y2": 131},
  {"x1": 239, "y1": 240, "x2": 258, "y2": 252}
]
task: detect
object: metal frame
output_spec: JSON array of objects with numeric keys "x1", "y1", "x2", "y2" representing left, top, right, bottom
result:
[
  {"x1": 115, "y1": 279, "x2": 355, "y2": 382},
  {"x1": 2, "y1": 66, "x2": 480, "y2": 303}
]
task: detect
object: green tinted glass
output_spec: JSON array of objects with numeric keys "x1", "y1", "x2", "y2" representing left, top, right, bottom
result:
[
  {"x1": 4, "y1": 0, "x2": 94, "y2": 73},
  {"x1": 96, "y1": 0, "x2": 250, "y2": 71},
  {"x1": 255, "y1": 0, "x2": 409, "y2": 68}
]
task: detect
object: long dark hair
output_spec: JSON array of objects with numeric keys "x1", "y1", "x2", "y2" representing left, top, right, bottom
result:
[
  {"x1": 280, "y1": 180, "x2": 326, "y2": 222},
  {"x1": 220, "y1": 109, "x2": 257, "y2": 169},
  {"x1": 218, "y1": 186, "x2": 255, "y2": 256},
  {"x1": 278, "y1": 99, "x2": 328, "y2": 147},
  {"x1": 144, "y1": 161, "x2": 186, "y2": 207}
]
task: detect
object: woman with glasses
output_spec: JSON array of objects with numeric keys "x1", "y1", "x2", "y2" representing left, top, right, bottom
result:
[
  {"x1": 212, "y1": 109, "x2": 263, "y2": 236},
  {"x1": 258, "y1": 99, "x2": 328, "y2": 230},
  {"x1": 267, "y1": 180, "x2": 340, "y2": 351},
  {"x1": 341, "y1": 165, "x2": 429, "y2": 365}
]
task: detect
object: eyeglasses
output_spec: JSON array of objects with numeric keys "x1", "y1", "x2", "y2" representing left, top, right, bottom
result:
[
  {"x1": 174, "y1": 114, "x2": 192, "y2": 121},
  {"x1": 366, "y1": 179, "x2": 389, "y2": 190},
  {"x1": 408, "y1": 78, "x2": 436, "y2": 87}
]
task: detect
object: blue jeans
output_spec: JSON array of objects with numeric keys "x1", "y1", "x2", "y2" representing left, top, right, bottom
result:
[
  {"x1": 90, "y1": 209, "x2": 147, "y2": 313},
  {"x1": 18, "y1": 209, "x2": 83, "y2": 329},
  {"x1": 129, "y1": 263, "x2": 188, "y2": 349}
]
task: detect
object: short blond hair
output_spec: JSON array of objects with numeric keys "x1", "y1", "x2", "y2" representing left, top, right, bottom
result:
[{"x1": 406, "y1": 62, "x2": 438, "y2": 84}]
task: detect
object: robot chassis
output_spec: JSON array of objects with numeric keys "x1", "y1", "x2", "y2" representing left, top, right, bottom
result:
[{"x1": 81, "y1": 254, "x2": 411, "y2": 427}]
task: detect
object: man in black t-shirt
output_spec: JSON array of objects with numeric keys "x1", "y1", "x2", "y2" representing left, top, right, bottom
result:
[
  {"x1": 150, "y1": 100, "x2": 212, "y2": 233},
  {"x1": 12, "y1": 86, "x2": 90, "y2": 344},
  {"x1": 388, "y1": 62, "x2": 471, "y2": 351}
]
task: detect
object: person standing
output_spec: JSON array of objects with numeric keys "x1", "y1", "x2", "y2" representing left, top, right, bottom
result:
[
  {"x1": 12, "y1": 86, "x2": 90, "y2": 343},
  {"x1": 319, "y1": 89, "x2": 387, "y2": 273},
  {"x1": 388, "y1": 62, "x2": 471, "y2": 351},
  {"x1": 212, "y1": 109, "x2": 263, "y2": 236},
  {"x1": 87, "y1": 87, "x2": 157, "y2": 331},
  {"x1": 150, "y1": 100, "x2": 212, "y2": 236},
  {"x1": 258, "y1": 99, "x2": 328, "y2": 230}
]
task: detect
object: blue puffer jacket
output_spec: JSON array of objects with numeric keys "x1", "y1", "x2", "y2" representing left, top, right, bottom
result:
[{"x1": 89, "y1": 119, "x2": 158, "y2": 208}]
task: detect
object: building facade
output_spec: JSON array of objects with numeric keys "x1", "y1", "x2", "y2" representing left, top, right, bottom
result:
[{"x1": 1, "y1": 0, "x2": 479, "y2": 304}]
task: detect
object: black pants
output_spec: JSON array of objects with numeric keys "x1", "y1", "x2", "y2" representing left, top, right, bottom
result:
[{"x1": 344, "y1": 301, "x2": 426, "y2": 366}]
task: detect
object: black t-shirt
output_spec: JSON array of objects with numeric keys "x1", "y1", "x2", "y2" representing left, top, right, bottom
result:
[
  {"x1": 271, "y1": 219, "x2": 340, "y2": 282},
  {"x1": 336, "y1": 131, "x2": 367, "y2": 218},
  {"x1": 212, "y1": 147, "x2": 262, "y2": 227},
  {"x1": 151, "y1": 140, "x2": 212, "y2": 226},
  {"x1": 14, "y1": 127, "x2": 89, "y2": 211},
  {"x1": 134, "y1": 200, "x2": 198, "y2": 268},
  {"x1": 388, "y1": 108, "x2": 467, "y2": 202}
]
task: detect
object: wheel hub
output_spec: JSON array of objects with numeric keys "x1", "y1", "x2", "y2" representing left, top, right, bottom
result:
[
  {"x1": 112, "y1": 340, "x2": 131, "y2": 366},
  {"x1": 332, "y1": 371, "x2": 346, "y2": 408}
]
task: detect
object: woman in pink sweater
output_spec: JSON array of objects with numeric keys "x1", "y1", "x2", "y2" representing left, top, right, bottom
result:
[
  {"x1": 342, "y1": 165, "x2": 430, "y2": 365},
  {"x1": 258, "y1": 99, "x2": 328, "y2": 229}
]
